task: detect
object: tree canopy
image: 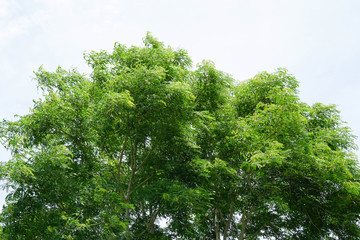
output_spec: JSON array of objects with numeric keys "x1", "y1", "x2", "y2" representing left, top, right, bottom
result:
[{"x1": 1, "y1": 33, "x2": 360, "y2": 240}]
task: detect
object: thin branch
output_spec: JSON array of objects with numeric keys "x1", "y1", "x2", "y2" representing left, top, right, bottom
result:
[
  {"x1": 119, "y1": 187, "x2": 126, "y2": 201},
  {"x1": 245, "y1": 204, "x2": 256, "y2": 227},
  {"x1": 194, "y1": 78, "x2": 209, "y2": 103},
  {"x1": 130, "y1": 175, "x2": 153, "y2": 196},
  {"x1": 136, "y1": 109, "x2": 155, "y2": 124},
  {"x1": 34, "y1": 184, "x2": 66, "y2": 212},
  {"x1": 247, "y1": 220, "x2": 273, "y2": 240},
  {"x1": 117, "y1": 135, "x2": 128, "y2": 184},
  {"x1": 248, "y1": 173, "x2": 252, "y2": 191},
  {"x1": 126, "y1": 144, "x2": 136, "y2": 200},
  {"x1": 263, "y1": 105, "x2": 285, "y2": 143},
  {"x1": 219, "y1": 208, "x2": 226, "y2": 223},
  {"x1": 114, "y1": 112, "x2": 131, "y2": 132},
  {"x1": 117, "y1": 135, "x2": 128, "y2": 200},
  {"x1": 52, "y1": 126, "x2": 73, "y2": 137},
  {"x1": 135, "y1": 146, "x2": 154, "y2": 172}
]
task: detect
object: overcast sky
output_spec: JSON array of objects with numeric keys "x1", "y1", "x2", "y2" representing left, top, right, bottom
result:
[{"x1": 1, "y1": 0, "x2": 360, "y2": 208}]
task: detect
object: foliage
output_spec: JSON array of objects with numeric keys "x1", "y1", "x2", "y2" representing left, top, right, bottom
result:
[{"x1": 1, "y1": 33, "x2": 359, "y2": 239}]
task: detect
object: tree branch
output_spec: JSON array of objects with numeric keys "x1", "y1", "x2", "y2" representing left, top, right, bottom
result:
[
  {"x1": 117, "y1": 135, "x2": 128, "y2": 200},
  {"x1": 135, "y1": 146, "x2": 154, "y2": 172},
  {"x1": 117, "y1": 135, "x2": 128, "y2": 184},
  {"x1": 194, "y1": 78, "x2": 209, "y2": 104},
  {"x1": 130, "y1": 175, "x2": 153, "y2": 196},
  {"x1": 223, "y1": 197, "x2": 235, "y2": 240}
]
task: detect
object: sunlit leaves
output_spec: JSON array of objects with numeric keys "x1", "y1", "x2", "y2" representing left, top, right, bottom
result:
[{"x1": 1, "y1": 35, "x2": 359, "y2": 240}]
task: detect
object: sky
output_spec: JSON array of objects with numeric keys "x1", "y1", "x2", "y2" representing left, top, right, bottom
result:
[{"x1": 0, "y1": 0, "x2": 360, "y2": 208}]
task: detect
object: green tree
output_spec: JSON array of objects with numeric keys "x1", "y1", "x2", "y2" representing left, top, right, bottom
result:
[
  {"x1": 191, "y1": 69, "x2": 360, "y2": 240},
  {"x1": 1, "y1": 34, "x2": 360, "y2": 239}
]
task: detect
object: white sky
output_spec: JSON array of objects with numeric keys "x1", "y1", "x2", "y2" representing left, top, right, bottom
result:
[{"x1": 1, "y1": 0, "x2": 360, "y2": 208}]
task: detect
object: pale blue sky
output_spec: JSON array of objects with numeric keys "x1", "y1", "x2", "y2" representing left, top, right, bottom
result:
[{"x1": 1, "y1": 0, "x2": 360, "y2": 208}]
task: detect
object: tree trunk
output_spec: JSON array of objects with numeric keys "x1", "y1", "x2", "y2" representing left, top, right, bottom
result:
[
  {"x1": 147, "y1": 205, "x2": 161, "y2": 233},
  {"x1": 239, "y1": 209, "x2": 247, "y2": 240},
  {"x1": 222, "y1": 198, "x2": 235, "y2": 240},
  {"x1": 215, "y1": 207, "x2": 221, "y2": 240}
]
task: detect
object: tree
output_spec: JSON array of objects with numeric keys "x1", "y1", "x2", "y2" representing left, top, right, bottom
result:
[{"x1": 1, "y1": 34, "x2": 360, "y2": 239}]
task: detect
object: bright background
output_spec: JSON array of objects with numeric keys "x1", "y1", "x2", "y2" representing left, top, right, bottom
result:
[{"x1": 1, "y1": 0, "x2": 360, "y2": 209}]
